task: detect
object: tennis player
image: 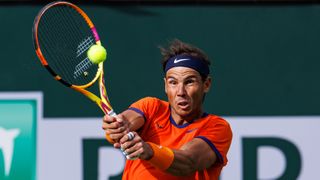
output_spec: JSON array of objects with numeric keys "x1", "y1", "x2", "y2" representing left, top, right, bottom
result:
[{"x1": 102, "y1": 39, "x2": 232, "y2": 180}]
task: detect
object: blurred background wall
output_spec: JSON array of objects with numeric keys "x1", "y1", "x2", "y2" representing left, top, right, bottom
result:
[
  {"x1": 1, "y1": 1, "x2": 320, "y2": 117},
  {"x1": 0, "y1": 1, "x2": 319, "y2": 180}
]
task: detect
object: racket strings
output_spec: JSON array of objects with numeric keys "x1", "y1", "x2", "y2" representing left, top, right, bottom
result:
[
  {"x1": 76, "y1": 37, "x2": 94, "y2": 57},
  {"x1": 37, "y1": 4, "x2": 98, "y2": 86},
  {"x1": 59, "y1": 6, "x2": 92, "y2": 80},
  {"x1": 74, "y1": 36, "x2": 95, "y2": 79},
  {"x1": 40, "y1": 11, "x2": 71, "y2": 80},
  {"x1": 39, "y1": 6, "x2": 75, "y2": 81},
  {"x1": 74, "y1": 57, "x2": 93, "y2": 79},
  {"x1": 56, "y1": 6, "x2": 80, "y2": 80},
  {"x1": 59, "y1": 6, "x2": 95, "y2": 83}
]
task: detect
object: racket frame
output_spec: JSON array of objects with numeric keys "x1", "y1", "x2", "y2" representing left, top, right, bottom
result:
[{"x1": 33, "y1": 1, "x2": 115, "y2": 116}]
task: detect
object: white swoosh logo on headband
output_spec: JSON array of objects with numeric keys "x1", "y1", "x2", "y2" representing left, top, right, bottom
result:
[{"x1": 174, "y1": 58, "x2": 190, "y2": 63}]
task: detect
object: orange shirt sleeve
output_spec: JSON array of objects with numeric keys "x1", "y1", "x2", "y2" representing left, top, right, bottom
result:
[
  {"x1": 196, "y1": 117, "x2": 232, "y2": 166},
  {"x1": 128, "y1": 97, "x2": 160, "y2": 122}
]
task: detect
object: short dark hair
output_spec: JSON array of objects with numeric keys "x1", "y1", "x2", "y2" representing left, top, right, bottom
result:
[{"x1": 159, "y1": 39, "x2": 211, "y2": 80}]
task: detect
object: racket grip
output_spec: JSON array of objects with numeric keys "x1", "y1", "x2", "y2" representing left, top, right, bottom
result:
[
  {"x1": 105, "y1": 110, "x2": 117, "y2": 143},
  {"x1": 107, "y1": 110, "x2": 117, "y2": 117},
  {"x1": 105, "y1": 110, "x2": 136, "y2": 160}
]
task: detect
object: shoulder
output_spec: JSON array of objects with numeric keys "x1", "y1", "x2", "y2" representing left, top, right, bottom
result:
[
  {"x1": 133, "y1": 97, "x2": 167, "y2": 106},
  {"x1": 205, "y1": 114, "x2": 230, "y2": 125},
  {"x1": 201, "y1": 114, "x2": 232, "y2": 134},
  {"x1": 130, "y1": 97, "x2": 169, "y2": 116}
]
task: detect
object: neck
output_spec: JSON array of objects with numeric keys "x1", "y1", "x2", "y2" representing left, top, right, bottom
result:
[{"x1": 171, "y1": 110, "x2": 203, "y2": 125}]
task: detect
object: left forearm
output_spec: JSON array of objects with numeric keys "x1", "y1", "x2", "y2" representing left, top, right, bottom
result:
[
  {"x1": 166, "y1": 149, "x2": 198, "y2": 176},
  {"x1": 142, "y1": 142, "x2": 211, "y2": 176}
]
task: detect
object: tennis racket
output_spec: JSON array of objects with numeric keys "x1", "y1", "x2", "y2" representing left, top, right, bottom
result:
[{"x1": 32, "y1": 1, "x2": 117, "y2": 140}]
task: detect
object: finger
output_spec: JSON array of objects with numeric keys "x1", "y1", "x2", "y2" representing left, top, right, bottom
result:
[
  {"x1": 120, "y1": 139, "x2": 135, "y2": 153},
  {"x1": 124, "y1": 142, "x2": 143, "y2": 160},
  {"x1": 120, "y1": 131, "x2": 136, "y2": 144},
  {"x1": 105, "y1": 126, "x2": 127, "y2": 134},
  {"x1": 106, "y1": 128, "x2": 129, "y2": 141},
  {"x1": 103, "y1": 115, "x2": 117, "y2": 123},
  {"x1": 116, "y1": 114, "x2": 126, "y2": 122},
  {"x1": 123, "y1": 141, "x2": 142, "y2": 155},
  {"x1": 102, "y1": 122, "x2": 107, "y2": 130},
  {"x1": 126, "y1": 154, "x2": 139, "y2": 160},
  {"x1": 113, "y1": 142, "x2": 121, "y2": 149},
  {"x1": 120, "y1": 133, "x2": 140, "y2": 153},
  {"x1": 102, "y1": 123, "x2": 118, "y2": 131},
  {"x1": 115, "y1": 116, "x2": 123, "y2": 123},
  {"x1": 126, "y1": 149, "x2": 142, "y2": 160},
  {"x1": 127, "y1": 132, "x2": 135, "y2": 141},
  {"x1": 109, "y1": 132, "x2": 128, "y2": 141},
  {"x1": 104, "y1": 120, "x2": 126, "y2": 132}
]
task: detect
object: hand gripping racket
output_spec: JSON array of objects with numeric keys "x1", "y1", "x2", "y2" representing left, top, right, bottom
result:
[{"x1": 33, "y1": 1, "x2": 118, "y2": 141}]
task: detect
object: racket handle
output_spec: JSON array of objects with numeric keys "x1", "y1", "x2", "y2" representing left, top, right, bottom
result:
[
  {"x1": 105, "y1": 110, "x2": 137, "y2": 160},
  {"x1": 108, "y1": 110, "x2": 117, "y2": 117}
]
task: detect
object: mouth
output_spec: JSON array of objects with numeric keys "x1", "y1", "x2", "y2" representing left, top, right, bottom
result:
[{"x1": 177, "y1": 101, "x2": 190, "y2": 110}]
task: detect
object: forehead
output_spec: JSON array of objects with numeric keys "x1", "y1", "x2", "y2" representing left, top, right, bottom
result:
[{"x1": 165, "y1": 67, "x2": 201, "y2": 79}]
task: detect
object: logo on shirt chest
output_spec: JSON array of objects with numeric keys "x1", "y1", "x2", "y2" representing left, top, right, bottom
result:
[
  {"x1": 155, "y1": 122, "x2": 164, "y2": 129},
  {"x1": 186, "y1": 128, "x2": 199, "y2": 134}
]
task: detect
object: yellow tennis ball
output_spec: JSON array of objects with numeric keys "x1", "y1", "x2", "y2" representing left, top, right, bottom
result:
[{"x1": 87, "y1": 44, "x2": 107, "y2": 64}]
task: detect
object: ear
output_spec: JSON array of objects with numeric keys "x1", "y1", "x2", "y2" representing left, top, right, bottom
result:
[
  {"x1": 203, "y1": 76, "x2": 212, "y2": 93},
  {"x1": 163, "y1": 77, "x2": 168, "y2": 94}
]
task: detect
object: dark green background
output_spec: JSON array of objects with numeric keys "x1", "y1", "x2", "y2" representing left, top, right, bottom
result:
[{"x1": 1, "y1": 4, "x2": 320, "y2": 117}]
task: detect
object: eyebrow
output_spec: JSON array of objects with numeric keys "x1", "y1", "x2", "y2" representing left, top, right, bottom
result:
[{"x1": 166, "y1": 75, "x2": 199, "y2": 80}]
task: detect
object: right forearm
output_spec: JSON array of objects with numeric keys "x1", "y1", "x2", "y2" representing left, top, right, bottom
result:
[{"x1": 121, "y1": 109, "x2": 145, "y2": 131}]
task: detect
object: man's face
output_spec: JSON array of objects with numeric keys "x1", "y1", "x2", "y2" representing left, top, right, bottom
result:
[{"x1": 164, "y1": 67, "x2": 211, "y2": 122}]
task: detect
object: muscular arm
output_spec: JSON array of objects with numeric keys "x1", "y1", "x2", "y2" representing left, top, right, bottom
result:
[
  {"x1": 123, "y1": 136, "x2": 218, "y2": 176},
  {"x1": 121, "y1": 109, "x2": 145, "y2": 131},
  {"x1": 114, "y1": 112, "x2": 223, "y2": 176},
  {"x1": 166, "y1": 138, "x2": 217, "y2": 176}
]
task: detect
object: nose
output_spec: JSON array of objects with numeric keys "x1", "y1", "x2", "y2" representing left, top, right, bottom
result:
[{"x1": 177, "y1": 83, "x2": 186, "y2": 97}]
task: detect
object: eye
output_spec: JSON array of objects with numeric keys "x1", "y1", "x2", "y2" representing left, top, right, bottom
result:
[
  {"x1": 167, "y1": 79, "x2": 177, "y2": 85},
  {"x1": 185, "y1": 78, "x2": 196, "y2": 85}
]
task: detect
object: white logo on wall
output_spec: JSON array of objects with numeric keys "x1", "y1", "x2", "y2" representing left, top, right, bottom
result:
[{"x1": 0, "y1": 127, "x2": 20, "y2": 177}]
